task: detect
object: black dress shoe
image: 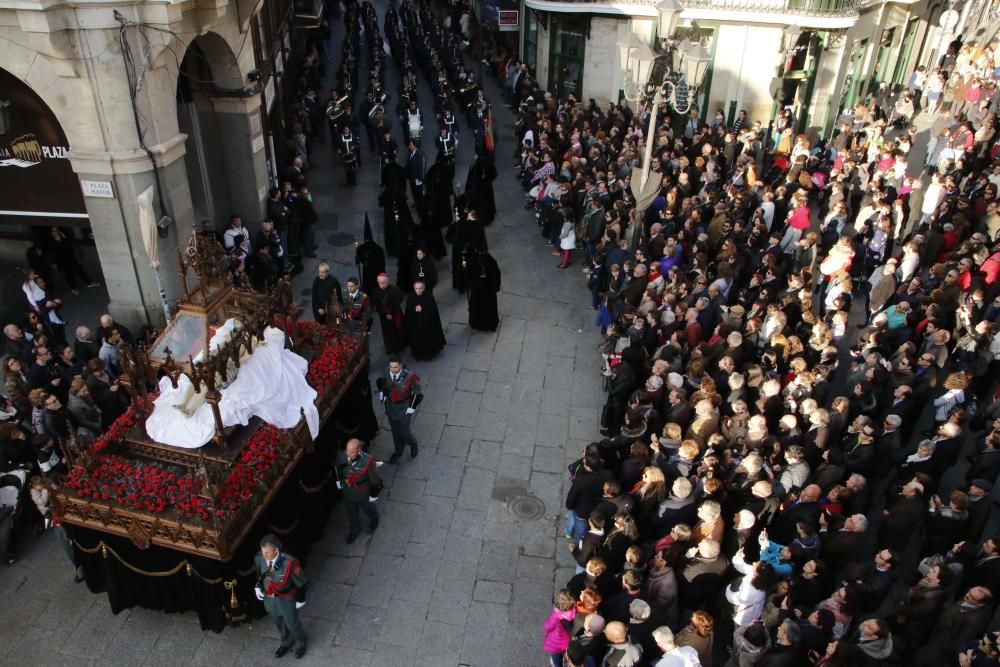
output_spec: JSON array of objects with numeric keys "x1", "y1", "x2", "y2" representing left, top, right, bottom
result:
[
  {"x1": 294, "y1": 647, "x2": 306, "y2": 659},
  {"x1": 410, "y1": 447, "x2": 419, "y2": 458},
  {"x1": 275, "y1": 645, "x2": 290, "y2": 658},
  {"x1": 346, "y1": 532, "x2": 359, "y2": 544},
  {"x1": 388, "y1": 452, "x2": 402, "y2": 464}
]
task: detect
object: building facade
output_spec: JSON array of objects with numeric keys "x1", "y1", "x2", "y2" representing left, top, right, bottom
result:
[
  {"x1": 519, "y1": 0, "x2": 1000, "y2": 137},
  {"x1": 0, "y1": 0, "x2": 311, "y2": 327}
]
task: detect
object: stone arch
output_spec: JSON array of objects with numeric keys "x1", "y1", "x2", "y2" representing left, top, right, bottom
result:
[{"x1": 175, "y1": 31, "x2": 260, "y2": 227}]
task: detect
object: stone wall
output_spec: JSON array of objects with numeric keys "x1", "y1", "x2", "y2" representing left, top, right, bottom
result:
[{"x1": 0, "y1": 0, "x2": 269, "y2": 328}]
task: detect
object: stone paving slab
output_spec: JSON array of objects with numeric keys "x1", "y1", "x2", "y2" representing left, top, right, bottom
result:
[{"x1": 4, "y1": 5, "x2": 603, "y2": 664}]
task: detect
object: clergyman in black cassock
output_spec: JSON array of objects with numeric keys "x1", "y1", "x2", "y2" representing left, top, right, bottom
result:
[
  {"x1": 355, "y1": 214, "x2": 386, "y2": 295},
  {"x1": 405, "y1": 281, "x2": 447, "y2": 360},
  {"x1": 465, "y1": 249, "x2": 501, "y2": 331},
  {"x1": 371, "y1": 273, "x2": 407, "y2": 354}
]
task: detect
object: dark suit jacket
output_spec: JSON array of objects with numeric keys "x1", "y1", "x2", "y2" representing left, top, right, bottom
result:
[{"x1": 405, "y1": 148, "x2": 426, "y2": 181}]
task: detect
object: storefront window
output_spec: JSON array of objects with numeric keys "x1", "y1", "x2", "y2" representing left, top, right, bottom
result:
[
  {"x1": 524, "y1": 11, "x2": 538, "y2": 70},
  {"x1": 549, "y1": 15, "x2": 586, "y2": 98}
]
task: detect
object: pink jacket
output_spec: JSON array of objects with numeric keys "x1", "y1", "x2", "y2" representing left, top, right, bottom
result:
[
  {"x1": 542, "y1": 607, "x2": 577, "y2": 654},
  {"x1": 789, "y1": 206, "x2": 811, "y2": 230}
]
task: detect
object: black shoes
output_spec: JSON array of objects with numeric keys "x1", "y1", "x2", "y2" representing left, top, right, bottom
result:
[
  {"x1": 295, "y1": 647, "x2": 306, "y2": 659},
  {"x1": 388, "y1": 452, "x2": 402, "y2": 464},
  {"x1": 411, "y1": 447, "x2": 419, "y2": 458},
  {"x1": 275, "y1": 645, "x2": 290, "y2": 658},
  {"x1": 346, "y1": 532, "x2": 359, "y2": 544},
  {"x1": 370, "y1": 517, "x2": 380, "y2": 532}
]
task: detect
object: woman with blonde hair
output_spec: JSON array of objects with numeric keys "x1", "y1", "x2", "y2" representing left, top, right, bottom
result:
[
  {"x1": 933, "y1": 372, "x2": 968, "y2": 423},
  {"x1": 632, "y1": 466, "x2": 667, "y2": 533}
]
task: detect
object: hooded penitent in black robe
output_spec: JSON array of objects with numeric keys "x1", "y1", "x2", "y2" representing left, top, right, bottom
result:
[
  {"x1": 449, "y1": 195, "x2": 489, "y2": 292},
  {"x1": 381, "y1": 162, "x2": 409, "y2": 257},
  {"x1": 419, "y1": 162, "x2": 451, "y2": 260},
  {"x1": 355, "y1": 214, "x2": 387, "y2": 295},
  {"x1": 405, "y1": 289, "x2": 446, "y2": 360},
  {"x1": 397, "y1": 245, "x2": 439, "y2": 294},
  {"x1": 371, "y1": 282, "x2": 407, "y2": 354},
  {"x1": 464, "y1": 154, "x2": 497, "y2": 225},
  {"x1": 465, "y1": 249, "x2": 501, "y2": 331}
]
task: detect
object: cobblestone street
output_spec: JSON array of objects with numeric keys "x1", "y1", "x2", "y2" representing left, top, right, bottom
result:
[{"x1": 0, "y1": 9, "x2": 594, "y2": 665}]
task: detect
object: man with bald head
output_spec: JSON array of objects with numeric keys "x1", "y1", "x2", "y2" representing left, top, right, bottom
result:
[
  {"x1": 334, "y1": 438, "x2": 381, "y2": 544},
  {"x1": 569, "y1": 613, "x2": 607, "y2": 662},
  {"x1": 602, "y1": 620, "x2": 642, "y2": 666},
  {"x1": 96, "y1": 313, "x2": 133, "y2": 346}
]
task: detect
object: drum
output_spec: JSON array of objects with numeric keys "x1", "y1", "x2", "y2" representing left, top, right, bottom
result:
[{"x1": 408, "y1": 114, "x2": 422, "y2": 142}]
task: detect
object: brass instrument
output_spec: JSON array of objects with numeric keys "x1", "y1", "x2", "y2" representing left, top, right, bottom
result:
[{"x1": 326, "y1": 95, "x2": 351, "y2": 122}]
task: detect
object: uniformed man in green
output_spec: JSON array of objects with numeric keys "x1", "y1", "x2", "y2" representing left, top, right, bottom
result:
[
  {"x1": 336, "y1": 437, "x2": 382, "y2": 543},
  {"x1": 254, "y1": 534, "x2": 308, "y2": 658},
  {"x1": 374, "y1": 355, "x2": 423, "y2": 463}
]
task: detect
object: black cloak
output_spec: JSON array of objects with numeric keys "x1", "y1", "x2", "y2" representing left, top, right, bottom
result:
[
  {"x1": 463, "y1": 154, "x2": 498, "y2": 225},
  {"x1": 465, "y1": 249, "x2": 501, "y2": 331},
  {"x1": 449, "y1": 194, "x2": 489, "y2": 293},
  {"x1": 419, "y1": 162, "x2": 451, "y2": 259},
  {"x1": 381, "y1": 162, "x2": 409, "y2": 256},
  {"x1": 405, "y1": 290, "x2": 447, "y2": 360},
  {"x1": 397, "y1": 245, "x2": 439, "y2": 294}
]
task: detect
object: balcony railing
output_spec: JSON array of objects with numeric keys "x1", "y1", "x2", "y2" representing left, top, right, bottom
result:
[
  {"x1": 526, "y1": 0, "x2": 860, "y2": 15},
  {"x1": 680, "y1": 0, "x2": 859, "y2": 14}
]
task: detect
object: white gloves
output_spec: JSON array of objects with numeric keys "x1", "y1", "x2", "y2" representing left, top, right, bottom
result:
[
  {"x1": 295, "y1": 601, "x2": 306, "y2": 609},
  {"x1": 336, "y1": 481, "x2": 342, "y2": 490},
  {"x1": 405, "y1": 408, "x2": 416, "y2": 415},
  {"x1": 378, "y1": 392, "x2": 385, "y2": 402},
  {"x1": 369, "y1": 496, "x2": 378, "y2": 503},
  {"x1": 255, "y1": 588, "x2": 264, "y2": 601}
]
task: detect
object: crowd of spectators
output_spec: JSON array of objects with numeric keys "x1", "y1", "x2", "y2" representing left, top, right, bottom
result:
[{"x1": 483, "y1": 33, "x2": 1000, "y2": 667}]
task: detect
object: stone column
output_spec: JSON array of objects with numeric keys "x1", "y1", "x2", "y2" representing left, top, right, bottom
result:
[{"x1": 69, "y1": 134, "x2": 195, "y2": 330}]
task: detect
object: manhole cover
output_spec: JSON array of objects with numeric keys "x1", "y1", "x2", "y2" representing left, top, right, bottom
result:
[
  {"x1": 327, "y1": 232, "x2": 355, "y2": 247},
  {"x1": 507, "y1": 495, "x2": 545, "y2": 521}
]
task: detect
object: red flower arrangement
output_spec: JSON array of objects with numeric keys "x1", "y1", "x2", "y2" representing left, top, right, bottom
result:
[
  {"x1": 64, "y1": 456, "x2": 211, "y2": 520},
  {"x1": 214, "y1": 424, "x2": 289, "y2": 519},
  {"x1": 306, "y1": 332, "x2": 359, "y2": 396},
  {"x1": 66, "y1": 321, "x2": 359, "y2": 523},
  {"x1": 91, "y1": 405, "x2": 139, "y2": 454}
]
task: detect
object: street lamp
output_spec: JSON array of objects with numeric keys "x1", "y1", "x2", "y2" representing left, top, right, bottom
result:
[
  {"x1": 681, "y1": 39, "x2": 711, "y2": 114},
  {"x1": 617, "y1": 32, "x2": 642, "y2": 76},
  {"x1": 656, "y1": 0, "x2": 682, "y2": 46}
]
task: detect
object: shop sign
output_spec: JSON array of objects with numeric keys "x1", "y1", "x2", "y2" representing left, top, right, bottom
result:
[
  {"x1": 0, "y1": 68, "x2": 87, "y2": 223},
  {"x1": 498, "y1": 10, "x2": 519, "y2": 31}
]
